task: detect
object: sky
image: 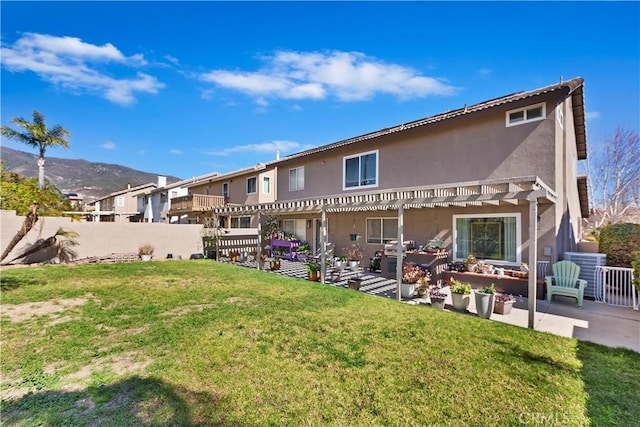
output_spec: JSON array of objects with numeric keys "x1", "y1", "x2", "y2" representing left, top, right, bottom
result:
[{"x1": 1, "y1": 1, "x2": 639, "y2": 181}]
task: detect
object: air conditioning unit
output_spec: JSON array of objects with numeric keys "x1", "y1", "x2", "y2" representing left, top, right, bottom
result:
[{"x1": 563, "y1": 252, "x2": 607, "y2": 299}]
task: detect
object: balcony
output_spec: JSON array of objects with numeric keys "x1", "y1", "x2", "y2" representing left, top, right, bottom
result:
[{"x1": 170, "y1": 194, "x2": 227, "y2": 212}]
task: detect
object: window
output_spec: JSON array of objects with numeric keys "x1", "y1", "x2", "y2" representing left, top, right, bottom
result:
[
  {"x1": 115, "y1": 196, "x2": 125, "y2": 207},
  {"x1": 453, "y1": 214, "x2": 521, "y2": 264},
  {"x1": 556, "y1": 105, "x2": 564, "y2": 129},
  {"x1": 160, "y1": 193, "x2": 168, "y2": 203},
  {"x1": 263, "y1": 176, "x2": 271, "y2": 194},
  {"x1": 366, "y1": 218, "x2": 398, "y2": 244},
  {"x1": 231, "y1": 216, "x2": 251, "y2": 228},
  {"x1": 344, "y1": 150, "x2": 378, "y2": 190},
  {"x1": 222, "y1": 182, "x2": 229, "y2": 198},
  {"x1": 246, "y1": 177, "x2": 257, "y2": 195},
  {"x1": 283, "y1": 219, "x2": 306, "y2": 241},
  {"x1": 506, "y1": 103, "x2": 546, "y2": 127},
  {"x1": 289, "y1": 167, "x2": 304, "y2": 191}
]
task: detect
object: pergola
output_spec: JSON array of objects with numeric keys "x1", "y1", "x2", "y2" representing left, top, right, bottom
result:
[{"x1": 212, "y1": 176, "x2": 557, "y2": 329}]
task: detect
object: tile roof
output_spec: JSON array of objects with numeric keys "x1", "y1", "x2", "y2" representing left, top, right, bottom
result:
[{"x1": 274, "y1": 77, "x2": 586, "y2": 163}]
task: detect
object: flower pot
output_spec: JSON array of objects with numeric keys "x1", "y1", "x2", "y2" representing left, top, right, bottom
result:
[
  {"x1": 140, "y1": 255, "x2": 152, "y2": 262},
  {"x1": 307, "y1": 270, "x2": 320, "y2": 281},
  {"x1": 430, "y1": 296, "x2": 446, "y2": 309},
  {"x1": 270, "y1": 261, "x2": 281, "y2": 270},
  {"x1": 451, "y1": 293, "x2": 470, "y2": 311},
  {"x1": 494, "y1": 300, "x2": 515, "y2": 315},
  {"x1": 401, "y1": 283, "x2": 417, "y2": 299},
  {"x1": 474, "y1": 291, "x2": 495, "y2": 319},
  {"x1": 467, "y1": 263, "x2": 477, "y2": 272},
  {"x1": 348, "y1": 279, "x2": 362, "y2": 290},
  {"x1": 349, "y1": 260, "x2": 360, "y2": 270}
]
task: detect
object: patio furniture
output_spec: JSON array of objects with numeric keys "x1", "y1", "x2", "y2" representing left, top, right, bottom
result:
[{"x1": 545, "y1": 260, "x2": 587, "y2": 307}]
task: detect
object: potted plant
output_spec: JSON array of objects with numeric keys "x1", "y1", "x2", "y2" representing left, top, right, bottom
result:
[
  {"x1": 474, "y1": 283, "x2": 496, "y2": 319},
  {"x1": 463, "y1": 254, "x2": 478, "y2": 272},
  {"x1": 270, "y1": 257, "x2": 281, "y2": 270},
  {"x1": 428, "y1": 287, "x2": 448, "y2": 309},
  {"x1": 448, "y1": 278, "x2": 472, "y2": 311},
  {"x1": 305, "y1": 262, "x2": 321, "y2": 281},
  {"x1": 347, "y1": 272, "x2": 364, "y2": 290},
  {"x1": 416, "y1": 277, "x2": 430, "y2": 297},
  {"x1": 401, "y1": 262, "x2": 430, "y2": 299},
  {"x1": 343, "y1": 242, "x2": 364, "y2": 270},
  {"x1": 138, "y1": 243, "x2": 154, "y2": 261},
  {"x1": 494, "y1": 293, "x2": 522, "y2": 315}
]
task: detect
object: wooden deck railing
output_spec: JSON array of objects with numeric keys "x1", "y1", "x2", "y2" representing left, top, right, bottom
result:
[{"x1": 170, "y1": 194, "x2": 227, "y2": 212}]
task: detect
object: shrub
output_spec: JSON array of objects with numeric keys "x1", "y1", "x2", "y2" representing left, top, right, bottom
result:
[{"x1": 599, "y1": 223, "x2": 640, "y2": 267}]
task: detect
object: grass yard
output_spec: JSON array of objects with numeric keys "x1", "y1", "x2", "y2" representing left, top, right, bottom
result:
[{"x1": 1, "y1": 261, "x2": 638, "y2": 426}]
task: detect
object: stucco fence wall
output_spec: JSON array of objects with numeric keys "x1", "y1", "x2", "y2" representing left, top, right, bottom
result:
[{"x1": 1, "y1": 210, "x2": 206, "y2": 263}]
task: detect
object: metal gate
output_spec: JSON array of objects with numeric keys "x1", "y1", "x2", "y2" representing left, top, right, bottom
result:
[{"x1": 594, "y1": 266, "x2": 638, "y2": 310}]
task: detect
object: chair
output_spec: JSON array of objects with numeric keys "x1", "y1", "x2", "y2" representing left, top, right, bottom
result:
[{"x1": 545, "y1": 260, "x2": 587, "y2": 307}]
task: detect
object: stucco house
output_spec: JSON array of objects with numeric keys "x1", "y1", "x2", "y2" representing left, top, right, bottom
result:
[
  {"x1": 195, "y1": 78, "x2": 588, "y2": 274},
  {"x1": 90, "y1": 182, "x2": 157, "y2": 222}
]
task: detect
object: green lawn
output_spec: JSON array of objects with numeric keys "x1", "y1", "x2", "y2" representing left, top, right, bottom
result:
[{"x1": 1, "y1": 261, "x2": 638, "y2": 426}]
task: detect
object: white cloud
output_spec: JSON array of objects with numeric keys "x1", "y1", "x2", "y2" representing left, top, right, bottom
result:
[
  {"x1": 1, "y1": 33, "x2": 164, "y2": 105},
  {"x1": 199, "y1": 50, "x2": 457, "y2": 103},
  {"x1": 478, "y1": 68, "x2": 492, "y2": 78},
  {"x1": 206, "y1": 140, "x2": 309, "y2": 157},
  {"x1": 164, "y1": 54, "x2": 180, "y2": 65},
  {"x1": 170, "y1": 149, "x2": 183, "y2": 155},
  {"x1": 585, "y1": 111, "x2": 601, "y2": 120},
  {"x1": 100, "y1": 141, "x2": 116, "y2": 150}
]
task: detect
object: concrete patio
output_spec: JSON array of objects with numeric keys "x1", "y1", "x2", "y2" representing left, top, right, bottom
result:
[{"x1": 228, "y1": 258, "x2": 640, "y2": 353}]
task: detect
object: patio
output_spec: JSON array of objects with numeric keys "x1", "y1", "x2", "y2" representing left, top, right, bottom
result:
[{"x1": 223, "y1": 257, "x2": 640, "y2": 353}]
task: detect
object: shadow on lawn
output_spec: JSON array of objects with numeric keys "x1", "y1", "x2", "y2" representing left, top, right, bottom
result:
[
  {"x1": 0, "y1": 275, "x2": 40, "y2": 292},
  {"x1": 1, "y1": 376, "x2": 222, "y2": 426}
]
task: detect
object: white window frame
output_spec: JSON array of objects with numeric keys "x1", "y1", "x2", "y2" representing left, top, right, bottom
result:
[
  {"x1": 262, "y1": 176, "x2": 271, "y2": 194},
  {"x1": 289, "y1": 166, "x2": 305, "y2": 192},
  {"x1": 115, "y1": 196, "x2": 125, "y2": 207},
  {"x1": 222, "y1": 182, "x2": 229, "y2": 198},
  {"x1": 505, "y1": 102, "x2": 546, "y2": 127},
  {"x1": 366, "y1": 217, "x2": 398, "y2": 244},
  {"x1": 452, "y1": 213, "x2": 521, "y2": 265},
  {"x1": 246, "y1": 176, "x2": 257, "y2": 195},
  {"x1": 343, "y1": 149, "x2": 379, "y2": 191}
]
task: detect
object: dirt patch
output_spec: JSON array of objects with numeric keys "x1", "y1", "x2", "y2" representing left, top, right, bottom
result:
[
  {"x1": 161, "y1": 304, "x2": 216, "y2": 316},
  {"x1": 224, "y1": 297, "x2": 253, "y2": 305},
  {"x1": 1, "y1": 294, "x2": 97, "y2": 323}
]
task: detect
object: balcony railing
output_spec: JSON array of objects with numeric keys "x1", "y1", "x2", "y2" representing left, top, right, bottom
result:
[{"x1": 170, "y1": 194, "x2": 227, "y2": 212}]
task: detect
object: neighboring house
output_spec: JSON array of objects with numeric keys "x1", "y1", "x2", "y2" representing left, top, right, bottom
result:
[
  {"x1": 206, "y1": 77, "x2": 589, "y2": 267},
  {"x1": 167, "y1": 164, "x2": 276, "y2": 227},
  {"x1": 137, "y1": 173, "x2": 219, "y2": 224},
  {"x1": 90, "y1": 182, "x2": 157, "y2": 222}
]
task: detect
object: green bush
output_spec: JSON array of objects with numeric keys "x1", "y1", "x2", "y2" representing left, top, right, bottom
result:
[
  {"x1": 632, "y1": 251, "x2": 640, "y2": 291},
  {"x1": 598, "y1": 223, "x2": 640, "y2": 260}
]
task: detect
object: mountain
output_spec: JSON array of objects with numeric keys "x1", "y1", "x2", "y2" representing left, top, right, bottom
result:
[{"x1": 1, "y1": 146, "x2": 183, "y2": 201}]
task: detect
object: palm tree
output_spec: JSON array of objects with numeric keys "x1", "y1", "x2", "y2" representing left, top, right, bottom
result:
[{"x1": 1, "y1": 110, "x2": 70, "y2": 189}]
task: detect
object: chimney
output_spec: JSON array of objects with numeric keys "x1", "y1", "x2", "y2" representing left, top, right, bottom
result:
[
  {"x1": 276, "y1": 150, "x2": 280, "y2": 160},
  {"x1": 157, "y1": 176, "x2": 167, "y2": 188},
  {"x1": 127, "y1": 183, "x2": 131, "y2": 189}
]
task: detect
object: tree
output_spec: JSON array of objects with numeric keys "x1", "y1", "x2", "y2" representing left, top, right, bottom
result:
[
  {"x1": 587, "y1": 128, "x2": 640, "y2": 227},
  {"x1": 0, "y1": 164, "x2": 73, "y2": 263},
  {"x1": 1, "y1": 110, "x2": 70, "y2": 189}
]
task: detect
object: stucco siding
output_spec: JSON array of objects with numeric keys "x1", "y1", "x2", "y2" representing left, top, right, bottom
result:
[{"x1": 276, "y1": 96, "x2": 560, "y2": 201}]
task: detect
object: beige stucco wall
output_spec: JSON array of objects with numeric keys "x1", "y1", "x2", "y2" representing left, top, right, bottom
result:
[
  {"x1": 0, "y1": 210, "x2": 205, "y2": 263},
  {"x1": 275, "y1": 95, "x2": 560, "y2": 202}
]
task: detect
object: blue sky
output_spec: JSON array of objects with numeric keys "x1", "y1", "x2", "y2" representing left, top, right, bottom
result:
[{"x1": 1, "y1": 1, "x2": 639, "y2": 180}]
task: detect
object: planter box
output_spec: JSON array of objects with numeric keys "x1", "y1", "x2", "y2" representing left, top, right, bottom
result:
[
  {"x1": 443, "y1": 271, "x2": 545, "y2": 300},
  {"x1": 348, "y1": 279, "x2": 362, "y2": 290},
  {"x1": 494, "y1": 300, "x2": 515, "y2": 315}
]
